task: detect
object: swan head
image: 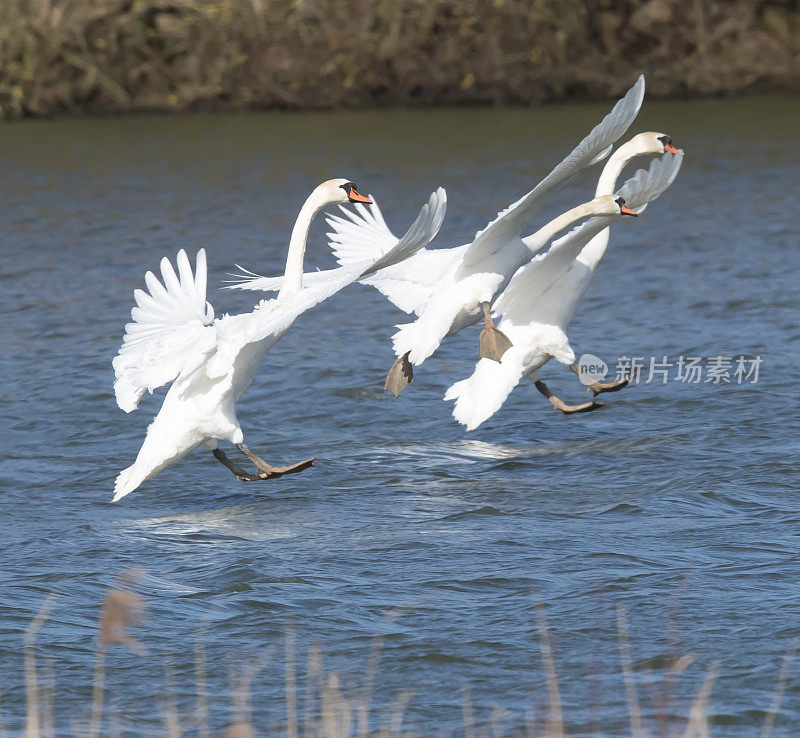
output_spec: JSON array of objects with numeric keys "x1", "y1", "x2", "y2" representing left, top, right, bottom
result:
[
  {"x1": 614, "y1": 196, "x2": 638, "y2": 217},
  {"x1": 592, "y1": 194, "x2": 638, "y2": 217},
  {"x1": 626, "y1": 131, "x2": 680, "y2": 156},
  {"x1": 316, "y1": 178, "x2": 373, "y2": 206}
]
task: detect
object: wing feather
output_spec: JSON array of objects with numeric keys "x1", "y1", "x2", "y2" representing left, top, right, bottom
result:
[
  {"x1": 462, "y1": 75, "x2": 645, "y2": 267},
  {"x1": 360, "y1": 187, "x2": 447, "y2": 275},
  {"x1": 113, "y1": 249, "x2": 217, "y2": 412},
  {"x1": 208, "y1": 190, "x2": 447, "y2": 377},
  {"x1": 326, "y1": 197, "x2": 399, "y2": 267},
  {"x1": 224, "y1": 188, "x2": 448, "y2": 317},
  {"x1": 494, "y1": 150, "x2": 684, "y2": 326}
]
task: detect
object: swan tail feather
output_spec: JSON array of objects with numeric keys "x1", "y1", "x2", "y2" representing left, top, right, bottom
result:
[
  {"x1": 444, "y1": 357, "x2": 524, "y2": 431},
  {"x1": 112, "y1": 463, "x2": 149, "y2": 502},
  {"x1": 391, "y1": 318, "x2": 448, "y2": 366},
  {"x1": 112, "y1": 415, "x2": 191, "y2": 501}
]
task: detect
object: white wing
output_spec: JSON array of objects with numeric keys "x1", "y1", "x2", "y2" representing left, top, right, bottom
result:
[
  {"x1": 357, "y1": 187, "x2": 447, "y2": 275},
  {"x1": 326, "y1": 197, "x2": 398, "y2": 267},
  {"x1": 360, "y1": 245, "x2": 461, "y2": 315},
  {"x1": 113, "y1": 249, "x2": 217, "y2": 412},
  {"x1": 494, "y1": 151, "x2": 684, "y2": 326},
  {"x1": 207, "y1": 193, "x2": 447, "y2": 377},
  {"x1": 224, "y1": 188, "x2": 449, "y2": 316},
  {"x1": 616, "y1": 149, "x2": 684, "y2": 212},
  {"x1": 461, "y1": 75, "x2": 645, "y2": 268},
  {"x1": 223, "y1": 269, "x2": 330, "y2": 293}
]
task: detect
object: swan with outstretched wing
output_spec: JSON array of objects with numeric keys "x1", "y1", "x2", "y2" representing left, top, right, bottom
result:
[
  {"x1": 225, "y1": 187, "x2": 448, "y2": 316},
  {"x1": 112, "y1": 180, "x2": 437, "y2": 501},
  {"x1": 445, "y1": 150, "x2": 684, "y2": 431},
  {"x1": 229, "y1": 76, "x2": 649, "y2": 398}
]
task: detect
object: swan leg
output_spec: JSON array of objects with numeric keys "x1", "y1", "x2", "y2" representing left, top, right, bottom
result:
[
  {"x1": 236, "y1": 443, "x2": 315, "y2": 480},
  {"x1": 478, "y1": 302, "x2": 512, "y2": 362},
  {"x1": 569, "y1": 363, "x2": 630, "y2": 397},
  {"x1": 212, "y1": 448, "x2": 262, "y2": 482},
  {"x1": 533, "y1": 379, "x2": 603, "y2": 415},
  {"x1": 384, "y1": 351, "x2": 414, "y2": 398}
]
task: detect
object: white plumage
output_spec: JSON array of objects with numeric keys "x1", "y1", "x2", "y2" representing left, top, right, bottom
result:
[
  {"x1": 446, "y1": 150, "x2": 684, "y2": 430},
  {"x1": 114, "y1": 249, "x2": 216, "y2": 413},
  {"x1": 225, "y1": 187, "x2": 448, "y2": 307},
  {"x1": 112, "y1": 180, "x2": 440, "y2": 501},
  {"x1": 226, "y1": 77, "x2": 648, "y2": 381}
]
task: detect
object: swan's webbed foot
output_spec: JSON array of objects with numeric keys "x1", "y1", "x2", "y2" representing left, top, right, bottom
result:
[
  {"x1": 534, "y1": 379, "x2": 603, "y2": 415},
  {"x1": 212, "y1": 446, "x2": 315, "y2": 482},
  {"x1": 478, "y1": 302, "x2": 512, "y2": 362},
  {"x1": 384, "y1": 351, "x2": 413, "y2": 398},
  {"x1": 212, "y1": 448, "x2": 260, "y2": 482},
  {"x1": 586, "y1": 377, "x2": 630, "y2": 396},
  {"x1": 236, "y1": 443, "x2": 315, "y2": 480},
  {"x1": 568, "y1": 362, "x2": 630, "y2": 397}
]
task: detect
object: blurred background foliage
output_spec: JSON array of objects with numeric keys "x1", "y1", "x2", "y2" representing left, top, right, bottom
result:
[{"x1": 0, "y1": 0, "x2": 798, "y2": 118}]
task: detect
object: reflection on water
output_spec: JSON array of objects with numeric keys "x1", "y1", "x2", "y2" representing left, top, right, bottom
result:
[
  {"x1": 1, "y1": 96, "x2": 800, "y2": 733},
  {"x1": 134, "y1": 504, "x2": 303, "y2": 542}
]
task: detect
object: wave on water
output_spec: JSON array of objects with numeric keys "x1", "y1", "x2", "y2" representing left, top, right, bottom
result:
[{"x1": 129, "y1": 503, "x2": 301, "y2": 542}]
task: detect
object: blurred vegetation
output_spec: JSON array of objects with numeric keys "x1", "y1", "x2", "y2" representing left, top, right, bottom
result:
[
  {"x1": 19, "y1": 580, "x2": 749, "y2": 736},
  {"x1": 0, "y1": 0, "x2": 798, "y2": 118}
]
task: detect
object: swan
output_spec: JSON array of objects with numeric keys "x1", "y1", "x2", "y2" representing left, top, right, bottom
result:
[
  {"x1": 444, "y1": 151, "x2": 684, "y2": 430},
  {"x1": 112, "y1": 180, "x2": 446, "y2": 501},
  {"x1": 227, "y1": 76, "x2": 650, "y2": 397}
]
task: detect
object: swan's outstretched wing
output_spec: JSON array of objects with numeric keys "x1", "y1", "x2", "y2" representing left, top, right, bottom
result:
[
  {"x1": 223, "y1": 269, "x2": 331, "y2": 293},
  {"x1": 207, "y1": 196, "x2": 447, "y2": 377},
  {"x1": 354, "y1": 187, "x2": 447, "y2": 274},
  {"x1": 225, "y1": 187, "x2": 446, "y2": 282},
  {"x1": 493, "y1": 151, "x2": 684, "y2": 326},
  {"x1": 616, "y1": 149, "x2": 684, "y2": 212},
  {"x1": 461, "y1": 75, "x2": 645, "y2": 269},
  {"x1": 333, "y1": 187, "x2": 452, "y2": 314},
  {"x1": 325, "y1": 197, "x2": 398, "y2": 266},
  {"x1": 360, "y1": 246, "x2": 461, "y2": 315},
  {"x1": 113, "y1": 249, "x2": 217, "y2": 412}
]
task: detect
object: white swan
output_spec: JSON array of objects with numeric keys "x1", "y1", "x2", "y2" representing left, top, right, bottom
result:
[
  {"x1": 445, "y1": 151, "x2": 684, "y2": 430},
  {"x1": 228, "y1": 76, "x2": 649, "y2": 397},
  {"x1": 112, "y1": 180, "x2": 446, "y2": 501}
]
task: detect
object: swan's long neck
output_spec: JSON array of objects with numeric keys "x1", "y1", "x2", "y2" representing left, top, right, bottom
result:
[
  {"x1": 578, "y1": 141, "x2": 644, "y2": 270},
  {"x1": 522, "y1": 200, "x2": 603, "y2": 254},
  {"x1": 595, "y1": 140, "x2": 641, "y2": 196},
  {"x1": 277, "y1": 191, "x2": 327, "y2": 300}
]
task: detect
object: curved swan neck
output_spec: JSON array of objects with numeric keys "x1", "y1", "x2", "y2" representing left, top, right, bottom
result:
[
  {"x1": 595, "y1": 139, "x2": 645, "y2": 196},
  {"x1": 522, "y1": 200, "x2": 602, "y2": 253},
  {"x1": 277, "y1": 189, "x2": 329, "y2": 300}
]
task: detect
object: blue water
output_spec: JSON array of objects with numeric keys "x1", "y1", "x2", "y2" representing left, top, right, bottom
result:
[{"x1": 1, "y1": 97, "x2": 799, "y2": 735}]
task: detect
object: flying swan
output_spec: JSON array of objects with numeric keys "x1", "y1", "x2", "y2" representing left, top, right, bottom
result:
[
  {"x1": 111, "y1": 180, "x2": 447, "y2": 501},
  {"x1": 227, "y1": 76, "x2": 652, "y2": 398},
  {"x1": 445, "y1": 151, "x2": 684, "y2": 430}
]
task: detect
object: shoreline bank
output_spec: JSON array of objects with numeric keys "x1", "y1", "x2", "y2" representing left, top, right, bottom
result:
[{"x1": 1, "y1": 0, "x2": 798, "y2": 120}]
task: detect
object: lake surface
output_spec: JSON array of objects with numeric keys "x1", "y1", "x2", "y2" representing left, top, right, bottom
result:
[{"x1": 1, "y1": 96, "x2": 799, "y2": 735}]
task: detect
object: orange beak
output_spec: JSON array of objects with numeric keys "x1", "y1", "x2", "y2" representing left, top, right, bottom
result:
[
  {"x1": 664, "y1": 142, "x2": 679, "y2": 154},
  {"x1": 349, "y1": 187, "x2": 372, "y2": 204},
  {"x1": 620, "y1": 204, "x2": 638, "y2": 217}
]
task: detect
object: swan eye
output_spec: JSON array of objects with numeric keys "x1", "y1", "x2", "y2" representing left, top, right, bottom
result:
[
  {"x1": 340, "y1": 182, "x2": 356, "y2": 195},
  {"x1": 657, "y1": 134, "x2": 679, "y2": 153},
  {"x1": 615, "y1": 197, "x2": 625, "y2": 206}
]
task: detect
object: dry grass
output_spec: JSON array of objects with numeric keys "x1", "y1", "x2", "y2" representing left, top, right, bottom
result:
[
  {"x1": 0, "y1": 0, "x2": 798, "y2": 119},
  {"x1": 12, "y1": 572, "x2": 798, "y2": 736}
]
